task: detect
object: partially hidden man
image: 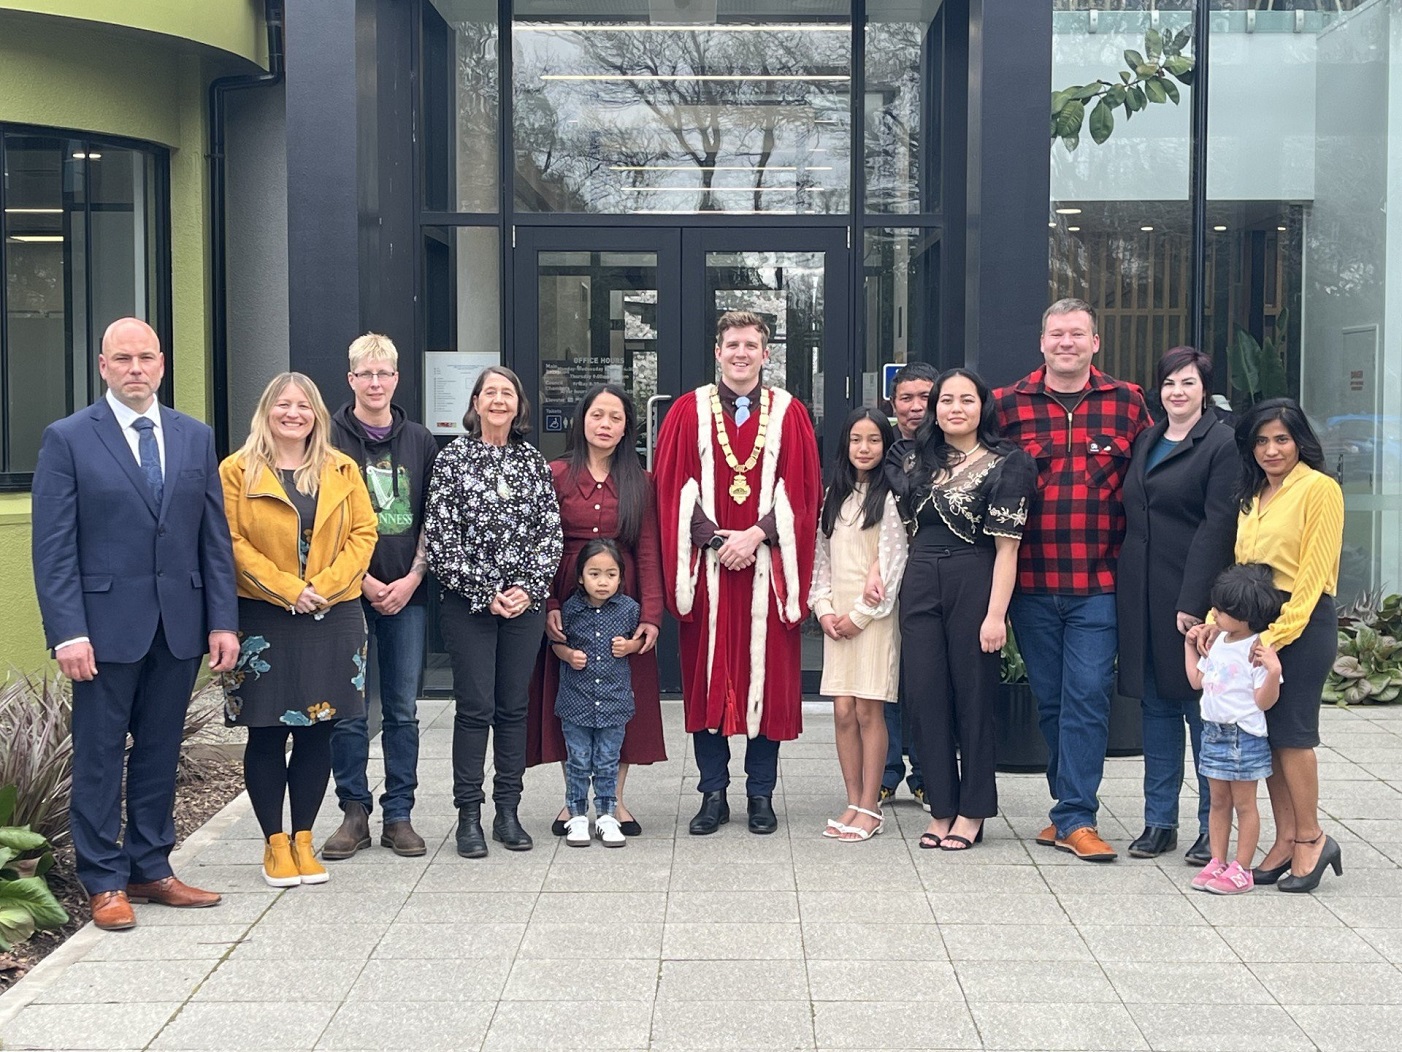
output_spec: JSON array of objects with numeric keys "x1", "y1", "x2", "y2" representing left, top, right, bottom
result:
[
  {"x1": 654, "y1": 310, "x2": 822, "y2": 835},
  {"x1": 31, "y1": 317, "x2": 239, "y2": 929}
]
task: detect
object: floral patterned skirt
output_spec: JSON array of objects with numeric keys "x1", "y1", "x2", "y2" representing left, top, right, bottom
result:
[{"x1": 223, "y1": 598, "x2": 368, "y2": 728}]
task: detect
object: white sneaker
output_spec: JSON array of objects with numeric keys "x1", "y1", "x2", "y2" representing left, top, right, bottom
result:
[
  {"x1": 564, "y1": 815, "x2": 591, "y2": 847},
  {"x1": 596, "y1": 813, "x2": 626, "y2": 847}
]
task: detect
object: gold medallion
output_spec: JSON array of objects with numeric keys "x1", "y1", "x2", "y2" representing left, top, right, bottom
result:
[{"x1": 729, "y1": 473, "x2": 752, "y2": 504}]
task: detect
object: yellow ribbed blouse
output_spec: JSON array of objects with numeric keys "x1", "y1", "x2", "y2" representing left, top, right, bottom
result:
[{"x1": 1234, "y1": 462, "x2": 1344, "y2": 648}]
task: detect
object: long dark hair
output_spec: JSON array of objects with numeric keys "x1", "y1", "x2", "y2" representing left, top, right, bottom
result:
[
  {"x1": 821, "y1": 408, "x2": 895, "y2": 537},
  {"x1": 908, "y1": 368, "x2": 1017, "y2": 498},
  {"x1": 561, "y1": 384, "x2": 648, "y2": 547},
  {"x1": 1232, "y1": 397, "x2": 1328, "y2": 513},
  {"x1": 461, "y1": 366, "x2": 532, "y2": 441}
]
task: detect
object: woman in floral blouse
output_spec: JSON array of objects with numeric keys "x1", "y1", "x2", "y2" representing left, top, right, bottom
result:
[{"x1": 426, "y1": 366, "x2": 563, "y2": 858}]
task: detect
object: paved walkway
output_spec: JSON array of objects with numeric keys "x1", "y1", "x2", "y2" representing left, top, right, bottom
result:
[{"x1": 2, "y1": 700, "x2": 1401, "y2": 1051}]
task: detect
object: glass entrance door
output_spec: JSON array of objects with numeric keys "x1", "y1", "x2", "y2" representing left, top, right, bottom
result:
[{"x1": 515, "y1": 225, "x2": 849, "y2": 694}]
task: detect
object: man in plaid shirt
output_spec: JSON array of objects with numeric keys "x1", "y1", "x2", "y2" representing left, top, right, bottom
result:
[{"x1": 995, "y1": 298, "x2": 1152, "y2": 862}]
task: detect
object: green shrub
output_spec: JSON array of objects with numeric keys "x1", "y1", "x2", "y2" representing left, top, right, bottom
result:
[
  {"x1": 1324, "y1": 591, "x2": 1402, "y2": 706},
  {"x1": 0, "y1": 784, "x2": 69, "y2": 950}
]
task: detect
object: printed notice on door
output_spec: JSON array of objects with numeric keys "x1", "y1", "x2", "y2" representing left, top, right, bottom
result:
[{"x1": 425, "y1": 351, "x2": 500, "y2": 435}]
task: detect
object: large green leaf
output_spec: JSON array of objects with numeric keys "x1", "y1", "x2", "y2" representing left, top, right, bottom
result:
[
  {"x1": 1052, "y1": 88, "x2": 1074, "y2": 116},
  {"x1": 1089, "y1": 100, "x2": 1116, "y2": 145},
  {"x1": 0, "y1": 786, "x2": 15, "y2": 828},
  {"x1": 1061, "y1": 132, "x2": 1081, "y2": 153},
  {"x1": 1162, "y1": 79, "x2": 1181, "y2": 105},
  {"x1": 1228, "y1": 327, "x2": 1261, "y2": 401},
  {"x1": 1073, "y1": 83, "x2": 1104, "y2": 102},
  {"x1": 0, "y1": 827, "x2": 49, "y2": 853},
  {"x1": 1145, "y1": 29, "x2": 1163, "y2": 62},
  {"x1": 1259, "y1": 336, "x2": 1290, "y2": 398},
  {"x1": 0, "y1": 906, "x2": 36, "y2": 952},
  {"x1": 1124, "y1": 49, "x2": 1146, "y2": 71},
  {"x1": 1165, "y1": 55, "x2": 1193, "y2": 77},
  {"x1": 1172, "y1": 66, "x2": 1195, "y2": 87},
  {"x1": 1128, "y1": 86, "x2": 1147, "y2": 113},
  {"x1": 1144, "y1": 78, "x2": 1168, "y2": 104},
  {"x1": 0, "y1": 876, "x2": 70, "y2": 930},
  {"x1": 1054, "y1": 100, "x2": 1085, "y2": 139}
]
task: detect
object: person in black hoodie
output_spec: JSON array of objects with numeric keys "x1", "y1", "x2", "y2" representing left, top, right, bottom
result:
[{"x1": 323, "y1": 333, "x2": 439, "y2": 858}]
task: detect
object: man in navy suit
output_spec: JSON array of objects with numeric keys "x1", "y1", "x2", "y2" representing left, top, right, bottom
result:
[{"x1": 32, "y1": 317, "x2": 240, "y2": 930}]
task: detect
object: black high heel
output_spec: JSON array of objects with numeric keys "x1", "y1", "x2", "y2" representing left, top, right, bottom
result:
[
  {"x1": 1251, "y1": 858, "x2": 1292, "y2": 886},
  {"x1": 1277, "y1": 833, "x2": 1342, "y2": 893}
]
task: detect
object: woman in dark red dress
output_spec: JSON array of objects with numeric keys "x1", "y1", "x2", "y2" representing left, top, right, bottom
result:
[{"x1": 527, "y1": 384, "x2": 667, "y2": 835}]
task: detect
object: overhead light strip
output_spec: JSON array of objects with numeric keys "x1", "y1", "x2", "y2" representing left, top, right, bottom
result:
[
  {"x1": 542, "y1": 74, "x2": 848, "y2": 82},
  {"x1": 610, "y1": 165, "x2": 834, "y2": 172},
  {"x1": 7, "y1": 235, "x2": 65, "y2": 243},
  {"x1": 5, "y1": 207, "x2": 63, "y2": 215},
  {"x1": 516, "y1": 24, "x2": 850, "y2": 33}
]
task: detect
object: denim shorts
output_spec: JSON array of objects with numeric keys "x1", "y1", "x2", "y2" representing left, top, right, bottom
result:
[{"x1": 1198, "y1": 720, "x2": 1273, "y2": 782}]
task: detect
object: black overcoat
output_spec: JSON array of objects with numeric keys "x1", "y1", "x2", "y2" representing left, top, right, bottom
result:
[{"x1": 1117, "y1": 411, "x2": 1239, "y2": 699}]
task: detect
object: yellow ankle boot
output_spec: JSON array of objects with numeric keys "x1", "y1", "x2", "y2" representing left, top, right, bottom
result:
[
  {"x1": 263, "y1": 833, "x2": 301, "y2": 887},
  {"x1": 292, "y1": 831, "x2": 329, "y2": 884}
]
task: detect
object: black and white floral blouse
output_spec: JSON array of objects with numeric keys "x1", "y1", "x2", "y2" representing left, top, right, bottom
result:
[
  {"x1": 425, "y1": 436, "x2": 564, "y2": 614},
  {"x1": 886, "y1": 442, "x2": 1036, "y2": 546}
]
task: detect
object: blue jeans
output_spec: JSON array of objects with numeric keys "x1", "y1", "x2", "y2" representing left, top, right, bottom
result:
[
  {"x1": 1008, "y1": 592, "x2": 1117, "y2": 838},
  {"x1": 331, "y1": 601, "x2": 425, "y2": 823},
  {"x1": 1140, "y1": 648, "x2": 1210, "y2": 834},
  {"x1": 882, "y1": 694, "x2": 924, "y2": 792},
  {"x1": 562, "y1": 720, "x2": 627, "y2": 817}
]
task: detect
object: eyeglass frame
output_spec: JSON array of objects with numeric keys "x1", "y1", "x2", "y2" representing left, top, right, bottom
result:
[{"x1": 351, "y1": 370, "x2": 398, "y2": 382}]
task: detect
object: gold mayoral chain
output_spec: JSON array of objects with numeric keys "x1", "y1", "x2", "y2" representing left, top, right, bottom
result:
[{"x1": 709, "y1": 386, "x2": 770, "y2": 504}]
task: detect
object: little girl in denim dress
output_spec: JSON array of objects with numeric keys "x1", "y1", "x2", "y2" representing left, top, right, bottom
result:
[{"x1": 1184, "y1": 563, "x2": 1284, "y2": 895}]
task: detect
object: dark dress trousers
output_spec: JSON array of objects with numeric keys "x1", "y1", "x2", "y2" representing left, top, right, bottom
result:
[
  {"x1": 32, "y1": 398, "x2": 238, "y2": 894},
  {"x1": 1116, "y1": 410, "x2": 1238, "y2": 699}
]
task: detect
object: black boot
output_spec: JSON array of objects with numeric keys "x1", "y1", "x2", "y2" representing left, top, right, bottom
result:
[
  {"x1": 1183, "y1": 831, "x2": 1213, "y2": 866},
  {"x1": 1128, "y1": 826, "x2": 1177, "y2": 859},
  {"x1": 688, "y1": 791, "x2": 730, "y2": 835},
  {"x1": 493, "y1": 803, "x2": 534, "y2": 851},
  {"x1": 456, "y1": 805, "x2": 487, "y2": 859},
  {"x1": 747, "y1": 795, "x2": 778, "y2": 835}
]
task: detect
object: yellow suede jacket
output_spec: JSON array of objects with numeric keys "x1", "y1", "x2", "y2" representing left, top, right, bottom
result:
[{"x1": 219, "y1": 450, "x2": 378, "y2": 610}]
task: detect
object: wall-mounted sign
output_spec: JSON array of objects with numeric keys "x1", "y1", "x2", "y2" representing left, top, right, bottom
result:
[{"x1": 424, "y1": 350, "x2": 500, "y2": 435}]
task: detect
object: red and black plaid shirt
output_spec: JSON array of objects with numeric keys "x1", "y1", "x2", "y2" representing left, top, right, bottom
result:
[{"x1": 994, "y1": 366, "x2": 1151, "y2": 595}]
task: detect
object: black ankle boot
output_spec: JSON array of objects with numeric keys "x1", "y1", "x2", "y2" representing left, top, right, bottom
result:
[
  {"x1": 493, "y1": 803, "x2": 534, "y2": 851},
  {"x1": 456, "y1": 805, "x2": 487, "y2": 858}
]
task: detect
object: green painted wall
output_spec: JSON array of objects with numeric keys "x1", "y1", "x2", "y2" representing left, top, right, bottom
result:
[{"x1": 0, "y1": 8, "x2": 265, "y2": 672}]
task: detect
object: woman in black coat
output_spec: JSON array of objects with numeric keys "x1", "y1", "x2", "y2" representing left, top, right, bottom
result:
[{"x1": 1117, "y1": 346, "x2": 1238, "y2": 864}]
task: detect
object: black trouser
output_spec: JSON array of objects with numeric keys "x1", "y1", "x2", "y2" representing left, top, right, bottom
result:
[
  {"x1": 900, "y1": 544, "x2": 1000, "y2": 820},
  {"x1": 692, "y1": 731, "x2": 780, "y2": 797},
  {"x1": 440, "y1": 591, "x2": 546, "y2": 808},
  {"x1": 70, "y1": 622, "x2": 201, "y2": 894},
  {"x1": 244, "y1": 722, "x2": 335, "y2": 838}
]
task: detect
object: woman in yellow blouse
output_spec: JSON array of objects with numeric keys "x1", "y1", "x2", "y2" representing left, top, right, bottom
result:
[
  {"x1": 1214, "y1": 399, "x2": 1344, "y2": 893},
  {"x1": 221, "y1": 373, "x2": 377, "y2": 887}
]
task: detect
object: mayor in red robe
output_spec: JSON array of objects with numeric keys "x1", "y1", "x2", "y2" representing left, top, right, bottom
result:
[{"x1": 654, "y1": 310, "x2": 821, "y2": 834}]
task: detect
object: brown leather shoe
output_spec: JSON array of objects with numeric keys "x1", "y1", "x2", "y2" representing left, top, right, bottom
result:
[
  {"x1": 1055, "y1": 827, "x2": 1118, "y2": 862},
  {"x1": 1035, "y1": 823, "x2": 1058, "y2": 846},
  {"x1": 126, "y1": 875, "x2": 222, "y2": 908},
  {"x1": 90, "y1": 890, "x2": 137, "y2": 930},
  {"x1": 381, "y1": 820, "x2": 427, "y2": 857}
]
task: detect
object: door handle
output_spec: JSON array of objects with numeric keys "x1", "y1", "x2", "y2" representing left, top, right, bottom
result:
[{"x1": 645, "y1": 394, "x2": 674, "y2": 472}]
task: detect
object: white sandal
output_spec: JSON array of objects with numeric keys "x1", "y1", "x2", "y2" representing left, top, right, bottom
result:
[
  {"x1": 823, "y1": 803, "x2": 859, "y2": 839},
  {"x1": 838, "y1": 806, "x2": 885, "y2": 843}
]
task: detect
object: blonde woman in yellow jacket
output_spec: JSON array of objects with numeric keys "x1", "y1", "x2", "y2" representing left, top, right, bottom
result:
[{"x1": 220, "y1": 372, "x2": 377, "y2": 887}]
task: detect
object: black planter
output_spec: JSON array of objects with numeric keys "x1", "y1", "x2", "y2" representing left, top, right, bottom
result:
[
  {"x1": 1107, "y1": 691, "x2": 1144, "y2": 757},
  {"x1": 996, "y1": 683, "x2": 1145, "y2": 773}
]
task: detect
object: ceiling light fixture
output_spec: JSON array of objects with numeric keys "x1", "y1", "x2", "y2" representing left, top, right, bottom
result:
[
  {"x1": 1277, "y1": 225, "x2": 1287, "y2": 231},
  {"x1": 7, "y1": 234, "x2": 65, "y2": 243},
  {"x1": 1140, "y1": 225, "x2": 1154, "y2": 231},
  {"x1": 1054, "y1": 207, "x2": 1082, "y2": 215},
  {"x1": 1067, "y1": 226, "x2": 1080, "y2": 232},
  {"x1": 4, "y1": 207, "x2": 62, "y2": 215},
  {"x1": 1213, "y1": 225, "x2": 1227, "y2": 231}
]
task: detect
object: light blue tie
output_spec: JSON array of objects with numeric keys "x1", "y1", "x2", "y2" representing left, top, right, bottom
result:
[
  {"x1": 735, "y1": 396, "x2": 751, "y2": 426},
  {"x1": 131, "y1": 417, "x2": 164, "y2": 507}
]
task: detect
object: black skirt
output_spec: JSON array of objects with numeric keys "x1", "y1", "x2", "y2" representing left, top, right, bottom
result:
[
  {"x1": 223, "y1": 598, "x2": 368, "y2": 728},
  {"x1": 1266, "y1": 595, "x2": 1337, "y2": 750}
]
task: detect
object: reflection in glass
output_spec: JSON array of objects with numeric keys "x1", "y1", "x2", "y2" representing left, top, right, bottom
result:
[
  {"x1": 863, "y1": 228, "x2": 938, "y2": 384},
  {"x1": 513, "y1": 12, "x2": 851, "y2": 214},
  {"x1": 534, "y1": 251, "x2": 659, "y2": 461},
  {"x1": 1049, "y1": 4, "x2": 1193, "y2": 396},
  {"x1": 429, "y1": 0, "x2": 500, "y2": 212},
  {"x1": 865, "y1": 0, "x2": 941, "y2": 214}
]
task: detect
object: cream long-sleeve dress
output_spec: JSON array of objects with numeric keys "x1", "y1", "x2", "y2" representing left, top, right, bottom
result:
[{"x1": 810, "y1": 486, "x2": 909, "y2": 702}]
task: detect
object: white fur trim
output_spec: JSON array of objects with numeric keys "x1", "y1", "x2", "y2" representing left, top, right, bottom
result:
[
  {"x1": 771, "y1": 480, "x2": 803, "y2": 625},
  {"x1": 695, "y1": 389, "x2": 721, "y2": 706},
  {"x1": 674, "y1": 478, "x2": 701, "y2": 616}
]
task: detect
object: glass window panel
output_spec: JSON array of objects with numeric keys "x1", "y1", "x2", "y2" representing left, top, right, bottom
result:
[
  {"x1": 513, "y1": 4, "x2": 851, "y2": 214},
  {"x1": 865, "y1": 0, "x2": 941, "y2": 214},
  {"x1": 429, "y1": 0, "x2": 500, "y2": 212},
  {"x1": 1206, "y1": 0, "x2": 1401, "y2": 601},
  {"x1": 863, "y1": 227, "x2": 938, "y2": 386},
  {"x1": 1049, "y1": 4, "x2": 1193, "y2": 397}
]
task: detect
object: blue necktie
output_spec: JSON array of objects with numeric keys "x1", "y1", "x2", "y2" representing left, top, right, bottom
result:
[
  {"x1": 735, "y1": 396, "x2": 751, "y2": 426},
  {"x1": 131, "y1": 417, "x2": 164, "y2": 507}
]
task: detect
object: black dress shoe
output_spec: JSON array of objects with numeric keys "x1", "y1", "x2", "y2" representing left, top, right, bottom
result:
[
  {"x1": 689, "y1": 791, "x2": 729, "y2": 835},
  {"x1": 747, "y1": 795, "x2": 778, "y2": 835},
  {"x1": 1128, "y1": 826, "x2": 1177, "y2": 859},
  {"x1": 551, "y1": 818, "x2": 568, "y2": 837},
  {"x1": 1252, "y1": 858, "x2": 1292, "y2": 886},
  {"x1": 618, "y1": 818, "x2": 643, "y2": 837},
  {"x1": 492, "y1": 804, "x2": 534, "y2": 851},
  {"x1": 1184, "y1": 832, "x2": 1213, "y2": 866},
  {"x1": 456, "y1": 805, "x2": 488, "y2": 859}
]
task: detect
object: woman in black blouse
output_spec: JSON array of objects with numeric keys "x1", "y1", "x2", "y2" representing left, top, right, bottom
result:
[
  {"x1": 425, "y1": 366, "x2": 563, "y2": 858},
  {"x1": 887, "y1": 368, "x2": 1036, "y2": 851}
]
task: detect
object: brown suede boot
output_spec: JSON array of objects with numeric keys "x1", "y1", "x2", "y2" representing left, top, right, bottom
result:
[
  {"x1": 321, "y1": 802, "x2": 371, "y2": 860},
  {"x1": 380, "y1": 820, "x2": 427, "y2": 857}
]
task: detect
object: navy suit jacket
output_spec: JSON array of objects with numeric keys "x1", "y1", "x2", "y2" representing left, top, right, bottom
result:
[{"x1": 31, "y1": 399, "x2": 239, "y2": 665}]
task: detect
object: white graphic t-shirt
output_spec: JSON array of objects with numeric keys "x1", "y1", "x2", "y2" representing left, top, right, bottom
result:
[{"x1": 1197, "y1": 632, "x2": 1278, "y2": 738}]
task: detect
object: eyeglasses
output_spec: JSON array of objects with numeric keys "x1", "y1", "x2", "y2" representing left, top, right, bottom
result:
[{"x1": 352, "y1": 371, "x2": 397, "y2": 382}]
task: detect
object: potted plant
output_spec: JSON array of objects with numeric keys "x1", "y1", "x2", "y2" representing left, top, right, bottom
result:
[{"x1": 1323, "y1": 591, "x2": 1402, "y2": 706}]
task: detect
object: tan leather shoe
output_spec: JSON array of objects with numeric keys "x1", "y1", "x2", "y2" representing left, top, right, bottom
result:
[
  {"x1": 1035, "y1": 823, "x2": 1058, "y2": 846},
  {"x1": 90, "y1": 889, "x2": 137, "y2": 930},
  {"x1": 1055, "y1": 827, "x2": 1118, "y2": 862},
  {"x1": 126, "y1": 875, "x2": 222, "y2": 908}
]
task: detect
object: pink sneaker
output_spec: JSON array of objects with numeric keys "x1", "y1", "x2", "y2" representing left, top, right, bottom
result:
[
  {"x1": 1205, "y1": 860, "x2": 1255, "y2": 895},
  {"x1": 1191, "y1": 858, "x2": 1225, "y2": 891}
]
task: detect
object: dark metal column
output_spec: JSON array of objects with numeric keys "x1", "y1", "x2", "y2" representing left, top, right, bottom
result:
[{"x1": 961, "y1": 0, "x2": 1052, "y2": 388}]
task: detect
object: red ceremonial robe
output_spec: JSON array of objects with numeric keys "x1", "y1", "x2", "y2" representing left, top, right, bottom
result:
[{"x1": 654, "y1": 385, "x2": 821, "y2": 741}]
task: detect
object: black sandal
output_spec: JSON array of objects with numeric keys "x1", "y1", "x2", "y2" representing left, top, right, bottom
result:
[
  {"x1": 918, "y1": 832, "x2": 943, "y2": 850},
  {"x1": 940, "y1": 822, "x2": 985, "y2": 851}
]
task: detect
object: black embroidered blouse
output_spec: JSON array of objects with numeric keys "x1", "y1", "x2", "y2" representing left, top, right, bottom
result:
[
  {"x1": 885, "y1": 441, "x2": 1036, "y2": 548},
  {"x1": 425, "y1": 437, "x2": 564, "y2": 613}
]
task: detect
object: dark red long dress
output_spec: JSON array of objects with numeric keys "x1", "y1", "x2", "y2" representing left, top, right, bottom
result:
[{"x1": 525, "y1": 461, "x2": 668, "y2": 766}]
